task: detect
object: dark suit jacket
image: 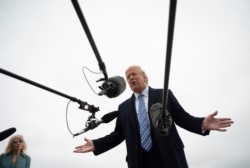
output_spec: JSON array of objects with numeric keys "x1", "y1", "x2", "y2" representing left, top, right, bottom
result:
[{"x1": 93, "y1": 87, "x2": 209, "y2": 168}]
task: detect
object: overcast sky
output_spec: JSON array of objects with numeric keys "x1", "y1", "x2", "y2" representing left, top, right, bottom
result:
[{"x1": 1, "y1": 0, "x2": 250, "y2": 167}]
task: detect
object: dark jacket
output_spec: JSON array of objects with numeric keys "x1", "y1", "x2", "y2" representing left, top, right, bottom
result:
[{"x1": 93, "y1": 87, "x2": 209, "y2": 168}]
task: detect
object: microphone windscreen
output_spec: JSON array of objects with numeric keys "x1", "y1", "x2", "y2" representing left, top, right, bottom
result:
[
  {"x1": 106, "y1": 76, "x2": 126, "y2": 98},
  {"x1": 150, "y1": 103, "x2": 172, "y2": 136},
  {"x1": 0, "y1": 127, "x2": 16, "y2": 141},
  {"x1": 101, "y1": 111, "x2": 119, "y2": 123}
]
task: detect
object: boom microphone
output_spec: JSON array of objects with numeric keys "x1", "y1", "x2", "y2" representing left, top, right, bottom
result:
[
  {"x1": 73, "y1": 111, "x2": 119, "y2": 137},
  {"x1": 98, "y1": 76, "x2": 126, "y2": 98},
  {"x1": 150, "y1": 103, "x2": 172, "y2": 136},
  {"x1": 101, "y1": 111, "x2": 119, "y2": 123},
  {"x1": 0, "y1": 127, "x2": 16, "y2": 141}
]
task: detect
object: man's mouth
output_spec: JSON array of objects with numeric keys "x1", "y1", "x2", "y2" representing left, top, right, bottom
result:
[{"x1": 131, "y1": 81, "x2": 136, "y2": 86}]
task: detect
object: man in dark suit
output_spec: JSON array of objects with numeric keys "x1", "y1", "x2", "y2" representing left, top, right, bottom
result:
[{"x1": 74, "y1": 65, "x2": 233, "y2": 168}]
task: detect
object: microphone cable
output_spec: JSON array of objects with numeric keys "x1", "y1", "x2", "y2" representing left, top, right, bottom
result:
[
  {"x1": 66, "y1": 100, "x2": 75, "y2": 136},
  {"x1": 65, "y1": 99, "x2": 99, "y2": 137},
  {"x1": 65, "y1": 65, "x2": 102, "y2": 136},
  {"x1": 82, "y1": 65, "x2": 102, "y2": 96}
]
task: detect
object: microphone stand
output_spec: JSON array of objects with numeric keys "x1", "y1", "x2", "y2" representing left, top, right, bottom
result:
[
  {"x1": 0, "y1": 68, "x2": 99, "y2": 113},
  {"x1": 71, "y1": 0, "x2": 108, "y2": 81}
]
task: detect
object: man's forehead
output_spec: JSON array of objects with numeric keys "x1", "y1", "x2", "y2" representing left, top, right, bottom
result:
[{"x1": 126, "y1": 67, "x2": 140, "y2": 74}]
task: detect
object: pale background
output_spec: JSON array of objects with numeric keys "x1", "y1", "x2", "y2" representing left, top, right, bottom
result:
[{"x1": 1, "y1": 0, "x2": 249, "y2": 167}]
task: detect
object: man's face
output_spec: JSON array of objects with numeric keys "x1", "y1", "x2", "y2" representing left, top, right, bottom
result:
[{"x1": 126, "y1": 67, "x2": 147, "y2": 93}]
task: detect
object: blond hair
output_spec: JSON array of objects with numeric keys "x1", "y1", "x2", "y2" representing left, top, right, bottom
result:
[
  {"x1": 125, "y1": 65, "x2": 148, "y2": 84},
  {"x1": 4, "y1": 134, "x2": 27, "y2": 154}
]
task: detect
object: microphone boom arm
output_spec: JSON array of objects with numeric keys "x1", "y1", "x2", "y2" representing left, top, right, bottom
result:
[
  {"x1": 162, "y1": 0, "x2": 177, "y2": 123},
  {"x1": 71, "y1": 0, "x2": 108, "y2": 81},
  {"x1": 0, "y1": 68, "x2": 99, "y2": 113},
  {"x1": 162, "y1": 0, "x2": 177, "y2": 131},
  {"x1": 149, "y1": 0, "x2": 177, "y2": 136}
]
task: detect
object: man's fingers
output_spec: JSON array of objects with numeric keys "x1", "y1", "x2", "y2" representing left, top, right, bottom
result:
[
  {"x1": 75, "y1": 145, "x2": 83, "y2": 149},
  {"x1": 217, "y1": 128, "x2": 227, "y2": 132},
  {"x1": 219, "y1": 118, "x2": 233, "y2": 122},
  {"x1": 220, "y1": 122, "x2": 233, "y2": 128},
  {"x1": 219, "y1": 119, "x2": 234, "y2": 126},
  {"x1": 209, "y1": 111, "x2": 218, "y2": 118}
]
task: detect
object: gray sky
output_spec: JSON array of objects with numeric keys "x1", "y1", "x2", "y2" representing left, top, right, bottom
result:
[{"x1": 1, "y1": 0, "x2": 250, "y2": 167}]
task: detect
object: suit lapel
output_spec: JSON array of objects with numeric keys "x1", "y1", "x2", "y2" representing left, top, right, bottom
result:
[
  {"x1": 127, "y1": 94, "x2": 140, "y2": 132},
  {"x1": 148, "y1": 87, "x2": 158, "y2": 111}
]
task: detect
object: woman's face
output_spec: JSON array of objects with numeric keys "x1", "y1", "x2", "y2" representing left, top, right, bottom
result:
[{"x1": 11, "y1": 138, "x2": 24, "y2": 151}]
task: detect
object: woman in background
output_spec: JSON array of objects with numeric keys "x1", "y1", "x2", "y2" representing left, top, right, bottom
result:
[{"x1": 0, "y1": 134, "x2": 31, "y2": 168}]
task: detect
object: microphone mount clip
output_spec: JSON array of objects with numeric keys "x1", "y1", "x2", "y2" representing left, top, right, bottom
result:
[
  {"x1": 85, "y1": 113, "x2": 99, "y2": 130},
  {"x1": 78, "y1": 101, "x2": 99, "y2": 113}
]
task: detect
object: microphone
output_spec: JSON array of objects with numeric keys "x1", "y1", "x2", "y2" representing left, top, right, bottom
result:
[
  {"x1": 98, "y1": 76, "x2": 126, "y2": 98},
  {"x1": 73, "y1": 111, "x2": 119, "y2": 137},
  {"x1": 0, "y1": 127, "x2": 16, "y2": 141},
  {"x1": 150, "y1": 103, "x2": 172, "y2": 136}
]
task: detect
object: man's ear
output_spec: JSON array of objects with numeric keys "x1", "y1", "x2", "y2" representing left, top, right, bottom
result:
[{"x1": 144, "y1": 75, "x2": 148, "y2": 84}]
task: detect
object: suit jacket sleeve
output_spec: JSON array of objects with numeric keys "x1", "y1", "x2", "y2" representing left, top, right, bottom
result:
[
  {"x1": 92, "y1": 114, "x2": 125, "y2": 155},
  {"x1": 168, "y1": 89, "x2": 210, "y2": 135}
]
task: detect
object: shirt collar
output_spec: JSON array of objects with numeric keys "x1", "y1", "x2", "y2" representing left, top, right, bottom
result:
[{"x1": 134, "y1": 86, "x2": 149, "y2": 99}]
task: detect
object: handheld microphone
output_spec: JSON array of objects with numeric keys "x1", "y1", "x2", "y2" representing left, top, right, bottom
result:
[
  {"x1": 98, "y1": 76, "x2": 126, "y2": 98},
  {"x1": 0, "y1": 127, "x2": 16, "y2": 141},
  {"x1": 73, "y1": 111, "x2": 119, "y2": 137}
]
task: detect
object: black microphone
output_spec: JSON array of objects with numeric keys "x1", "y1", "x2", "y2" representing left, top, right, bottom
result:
[
  {"x1": 150, "y1": 103, "x2": 172, "y2": 136},
  {"x1": 101, "y1": 111, "x2": 119, "y2": 123},
  {"x1": 73, "y1": 111, "x2": 119, "y2": 137},
  {"x1": 0, "y1": 127, "x2": 16, "y2": 141},
  {"x1": 98, "y1": 76, "x2": 126, "y2": 98}
]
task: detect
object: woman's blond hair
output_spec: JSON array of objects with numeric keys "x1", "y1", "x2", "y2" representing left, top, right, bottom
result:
[{"x1": 4, "y1": 134, "x2": 27, "y2": 154}]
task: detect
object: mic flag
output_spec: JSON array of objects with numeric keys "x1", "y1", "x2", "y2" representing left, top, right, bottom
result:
[
  {"x1": 0, "y1": 127, "x2": 16, "y2": 141},
  {"x1": 150, "y1": 103, "x2": 172, "y2": 136}
]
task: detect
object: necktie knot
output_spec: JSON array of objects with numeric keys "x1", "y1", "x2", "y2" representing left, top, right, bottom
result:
[{"x1": 138, "y1": 94, "x2": 143, "y2": 99}]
